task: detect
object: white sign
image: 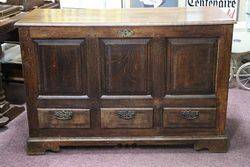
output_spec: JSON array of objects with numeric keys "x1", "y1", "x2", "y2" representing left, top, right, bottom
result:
[
  {"x1": 186, "y1": 0, "x2": 240, "y2": 20},
  {"x1": 140, "y1": 0, "x2": 163, "y2": 8}
]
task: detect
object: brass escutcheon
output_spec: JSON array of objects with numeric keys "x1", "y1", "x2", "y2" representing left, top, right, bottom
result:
[
  {"x1": 53, "y1": 110, "x2": 73, "y2": 120},
  {"x1": 117, "y1": 29, "x2": 134, "y2": 37},
  {"x1": 180, "y1": 110, "x2": 199, "y2": 120},
  {"x1": 117, "y1": 110, "x2": 136, "y2": 120}
]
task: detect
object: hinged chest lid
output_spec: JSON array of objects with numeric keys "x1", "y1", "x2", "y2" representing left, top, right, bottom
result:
[{"x1": 15, "y1": 7, "x2": 235, "y2": 27}]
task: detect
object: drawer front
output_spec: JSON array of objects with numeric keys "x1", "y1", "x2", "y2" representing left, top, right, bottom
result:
[
  {"x1": 38, "y1": 109, "x2": 90, "y2": 129},
  {"x1": 163, "y1": 108, "x2": 216, "y2": 128},
  {"x1": 101, "y1": 108, "x2": 153, "y2": 129}
]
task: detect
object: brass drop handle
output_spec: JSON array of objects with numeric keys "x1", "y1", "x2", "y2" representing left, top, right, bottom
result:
[
  {"x1": 54, "y1": 110, "x2": 73, "y2": 120},
  {"x1": 117, "y1": 29, "x2": 134, "y2": 37},
  {"x1": 181, "y1": 110, "x2": 199, "y2": 120},
  {"x1": 117, "y1": 110, "x2": 136, "y2": 120}
]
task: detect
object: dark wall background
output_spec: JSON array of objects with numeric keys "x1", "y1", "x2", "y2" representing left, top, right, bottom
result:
[{"x1": 130, "y1": 0, "x2": 178, "y2": 7}]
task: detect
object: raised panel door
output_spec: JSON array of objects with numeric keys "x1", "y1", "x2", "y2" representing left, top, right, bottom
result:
[
  {"x1": 100, "y1": 38, "x2": 152, "y2": 96},
  {"x1": 34, "y1": 39, "x2": 87, "y2": 96},
  {"x1": 166, "y1": 38, "x2": 218, "y2": 95}
]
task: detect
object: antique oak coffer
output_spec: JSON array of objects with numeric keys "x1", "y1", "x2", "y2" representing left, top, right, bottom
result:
[{"x1": 16, "y1": 7, "x2": 235, "y2": 154}]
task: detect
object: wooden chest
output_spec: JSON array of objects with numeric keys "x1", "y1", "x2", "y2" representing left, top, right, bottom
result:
[{"x1": 16, "y1": 7, "x2": 235, "y2": 154}]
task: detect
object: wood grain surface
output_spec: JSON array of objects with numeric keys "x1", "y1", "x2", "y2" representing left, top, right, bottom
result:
[{"x1": 15, "y1": 7, "x2": 235, "y2": 27}]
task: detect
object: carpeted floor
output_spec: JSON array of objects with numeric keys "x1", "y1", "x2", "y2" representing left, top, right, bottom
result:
[{"x1": 0, "y1": 88, "x2": 249, "y2": 167}]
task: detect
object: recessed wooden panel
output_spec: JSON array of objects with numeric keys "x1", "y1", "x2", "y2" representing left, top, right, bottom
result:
[
  {"x1": 166, "y1": 38, "x2": 218, "y2": 95},
  {"x1": 101, "y1": 108, "x2": 153, "y2": 129},
  {"x1": 163, "y1": 108, "x2": 216, "y2": 128},
  {"x1": 38, "y1": 109, "x2": 90, "y2": 129},
  {"x1": 35, "y1": 39, "x2": 86, "y2": 95},
  {"x1": 100, "y1": 39, "x2": 151, "y2": 95}
]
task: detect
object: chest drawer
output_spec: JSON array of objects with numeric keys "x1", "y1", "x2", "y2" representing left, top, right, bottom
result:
[
  {"x1": 101, "y1": 108, "x2": 154, "y2": 129},
  {"x1": 38, "y1": 109, "x2": 90, "y2": 129},
  {"x1": 163, "y1": 108, "x2": 216, "y2": 128}
]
